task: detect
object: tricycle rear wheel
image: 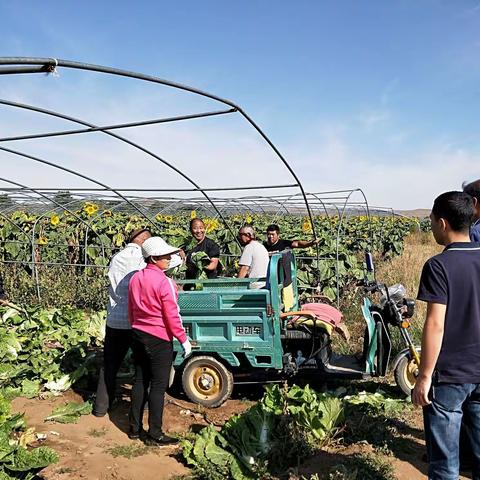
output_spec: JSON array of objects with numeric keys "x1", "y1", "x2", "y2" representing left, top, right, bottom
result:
[
  {"x1": 394, "y1": 352, "x2": 419, "y2": 396},
  {"x1": 182, "y1": 356, "x2": 233, "y2": 408}
]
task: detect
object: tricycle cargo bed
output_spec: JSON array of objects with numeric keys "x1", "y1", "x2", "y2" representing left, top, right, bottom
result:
[
  {"x1": 175, "y1": 284, "x2": 281, "y2": 369},
  {"x1": 173, "y1": 253, "x2": 298, "y2": 372}
]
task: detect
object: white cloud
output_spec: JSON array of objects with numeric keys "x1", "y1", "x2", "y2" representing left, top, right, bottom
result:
[
  {"x1": 357, "y1": 109, "x2": 390, "y2": 130},
  {"x1": 286, "y1": 127, "x2": 479, "y2": 210}
]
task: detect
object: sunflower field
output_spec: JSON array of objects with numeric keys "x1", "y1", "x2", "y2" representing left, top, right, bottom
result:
[{"x1": 0, "y1": 202, "x2": 420, "y2": 307}]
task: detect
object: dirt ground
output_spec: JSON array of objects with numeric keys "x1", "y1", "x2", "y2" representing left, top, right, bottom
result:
[
  {"x1": 12, "y1": 385, "x2": 472, "y2": 480},
  {"x1": 12, "y1": 386, "x2": 253, "y2": 480}
]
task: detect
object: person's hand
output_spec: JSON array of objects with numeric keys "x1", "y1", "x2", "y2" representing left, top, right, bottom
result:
[
  {"x1": 181, "y1": 339, "x2": 192, "y2": 359},
  {"x1": 412, "y1": 374, "x2": 432, "y2": 407}
]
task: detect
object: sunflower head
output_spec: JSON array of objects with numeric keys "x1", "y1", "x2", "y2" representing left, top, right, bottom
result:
[
  {"x1": 50, "y1": 215, "x2": 60, "y2": 226},
  {"x1": 83, "y1": 202, "x2": 99, "y2": 216},
  {"x1": 155, "y1": 213, "x2": 164, "y2": 222},
  {"x1": 204, "y1": 218, "x2": 219, "y2": 234},
  {"x1": 302, "y1": 219, "x2": 313, "y2": 234},
  {"x1": 38, "y1": 236, "x2": 48, "y2": 245},
  {"x1": 190, "y1": 210, "x2": 197, "y2": 220},
  {"x1": 164, "y1": 215, "x2": 173, "y2": 223},
  {"x1": 211, "y1": 219, "x2": 220, "y2": 233}
]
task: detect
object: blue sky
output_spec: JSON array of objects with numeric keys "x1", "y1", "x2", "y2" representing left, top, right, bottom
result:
[{"x1": 1, "y1": 0, "x2": 480, "y2": 209}]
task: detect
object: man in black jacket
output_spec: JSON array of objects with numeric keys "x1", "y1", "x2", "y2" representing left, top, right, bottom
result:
[{"x1": 263, "y1": 224, "x2": 318, "y2": 254}]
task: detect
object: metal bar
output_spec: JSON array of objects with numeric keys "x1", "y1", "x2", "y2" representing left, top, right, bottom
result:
[
  {"x1": 0, "y1": 57, "x2": 240, "y2": 107},
  {"x1": 1, "y1": 259, "x2": 109, "y2": 268},
  {"x1": 0, "y1": 107, "x2": 237, "y2": 142},
  {"x1": 0, "y1": 184, "x2": 298, "y2": 192},
  {"x1": 0, "y1": 65, "x2": 52, "y2": 75}
]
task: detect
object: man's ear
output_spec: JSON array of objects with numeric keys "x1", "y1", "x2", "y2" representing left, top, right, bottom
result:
[
  {"x1": 473, "y1": 197, "x2": 478, "y2": 208},
  {"x1": 439, "y1": 218, "x2": 448, "y2": 232}
]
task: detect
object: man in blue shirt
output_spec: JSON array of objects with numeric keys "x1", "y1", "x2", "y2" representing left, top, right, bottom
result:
[
  {"x1": 463, "y1": 179, "x2": 480, "y2": 242},
  {"x1": 412, "y1": 191, "x2": 480, "y2": 479}
]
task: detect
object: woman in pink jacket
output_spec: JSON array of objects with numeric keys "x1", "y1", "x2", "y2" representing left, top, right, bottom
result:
[{"x1": 128, "y1": 237, "x2": 191, "y2": 446}]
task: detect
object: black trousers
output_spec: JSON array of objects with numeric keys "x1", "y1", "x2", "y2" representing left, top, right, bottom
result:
[
  {"x1": 128, "y1": 329, "x2": 173, "y2": 438},
  {"x1": 94, "y1": 326, "x2": 133, "y2": 415}
]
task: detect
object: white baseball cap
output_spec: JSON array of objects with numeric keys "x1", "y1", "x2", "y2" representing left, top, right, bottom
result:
[{"x1": 141, "y1": 236, "x2": 180, "y2": 258}]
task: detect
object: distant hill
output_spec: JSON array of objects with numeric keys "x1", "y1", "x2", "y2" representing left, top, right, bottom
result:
[{"x1": 395, "y1": 209, "x2": 430, "y2": 218}]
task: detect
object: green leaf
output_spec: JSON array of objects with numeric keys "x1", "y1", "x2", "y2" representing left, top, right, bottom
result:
[
  {"x1": 6, "y1": 446, "x2": 58, "y2": 471},
  {"x1": 20, "y1": 380, "x2": 40, "y2": 399},
  {"x1": 0, "y1": 330, "x2": 22, "y2": 361},
  {"x1": 0, "y1": 394, "x2": 10, "y2": 423},
  {"x1": 1, "y1": 309, "x2": 21, "y2": 324},
  {"x1": 44, "y1": 401, "x2": 92, "y2": 424}
]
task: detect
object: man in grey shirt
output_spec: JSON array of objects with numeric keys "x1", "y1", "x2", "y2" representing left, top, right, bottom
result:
[
  {"x1": 93, "y1": 228, "x2": 151, "y2": 417},
  {"x1": 238, "y1": 225, "x2": 270, "y2": 289}
]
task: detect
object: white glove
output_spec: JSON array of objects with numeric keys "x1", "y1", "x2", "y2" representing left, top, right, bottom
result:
[{"x1": 182, "y1": 339, "x2": 192, "y2": 358}]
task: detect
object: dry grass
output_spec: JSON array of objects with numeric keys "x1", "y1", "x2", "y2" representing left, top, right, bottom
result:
[{"x1": 376, "y1": 231, "x2": 441, "y2": 296}]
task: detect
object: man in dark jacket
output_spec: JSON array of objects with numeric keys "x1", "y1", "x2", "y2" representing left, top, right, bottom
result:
[
  {"x1": 463, "y1": 179, "x2": 480, "y2": 242},
  {"x1": 263, "y1": 224, "x2": 318, "y2": 253}
]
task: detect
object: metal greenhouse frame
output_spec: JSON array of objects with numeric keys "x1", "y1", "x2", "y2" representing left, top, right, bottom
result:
[{"x1": 0, "y1": 57, "x2": 389, "y2": 304}]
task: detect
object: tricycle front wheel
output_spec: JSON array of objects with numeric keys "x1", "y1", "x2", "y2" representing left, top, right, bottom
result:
[
  {"x1": 394, "y1": 352, "x2": 420, "y2": 396},
  {"x1": 182, "y1": 356, "x2": 233, "y2": 408}
]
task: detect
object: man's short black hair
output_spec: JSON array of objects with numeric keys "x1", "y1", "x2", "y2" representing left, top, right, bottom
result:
[
  {"x1": 189, "y1": 218, "x2": 205, "y2": 231},
  {"x1": 463, "y1": 179, "x2": 480, "y2": 202},
  {"x1": 266, "y1": 224, "x2": 280, "y2": 233},
  {"x1": 432, "y1": 191, "x2": 475, "y2": 232}
]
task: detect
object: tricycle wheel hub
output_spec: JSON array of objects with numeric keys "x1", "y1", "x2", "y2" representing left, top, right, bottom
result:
[
  {"x1": 404, "y1": 358, "x2": 418, "y2": 387},
  {"x1": 192, "y1": 366, "x2": 221, "y2": 397}
]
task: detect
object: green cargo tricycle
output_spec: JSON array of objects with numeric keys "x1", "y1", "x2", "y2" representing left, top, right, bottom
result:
[{"x1": 173, "y1": 251, "x2": 420, "y2": 407}]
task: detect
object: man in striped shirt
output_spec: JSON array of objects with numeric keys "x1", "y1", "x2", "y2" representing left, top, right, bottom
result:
[{"x1": 93, "y1": 228, "x2": 151, "y2": 417}]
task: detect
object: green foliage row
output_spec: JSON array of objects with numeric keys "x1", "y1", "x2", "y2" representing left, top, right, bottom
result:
[
  {"x1": 0, "y1": 205, "x2": 419, "y2": 306},
  {"x1": 0, "y1": 264, "x2": 108, "y2": 310}
]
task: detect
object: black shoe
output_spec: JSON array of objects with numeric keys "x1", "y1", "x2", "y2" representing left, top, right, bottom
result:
[
  {"x1": 144, "y1": 433, "x2": 179, "y2": 446},
  {"x1": 128, "y1": 428, "x2": 145, "y2": 440},
  {"x1": 92, "y1": 410, "x2": 107, "y2": 418}
]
